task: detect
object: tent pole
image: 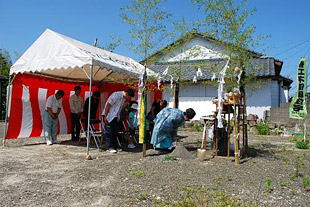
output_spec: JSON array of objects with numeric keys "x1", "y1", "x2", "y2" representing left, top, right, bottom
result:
[
  {"x1": 86, "y1": 64, "x2": 93, "y2": 160},
  {"x1": 3, "y1": 75, "x2": 12, "y2": 146}
]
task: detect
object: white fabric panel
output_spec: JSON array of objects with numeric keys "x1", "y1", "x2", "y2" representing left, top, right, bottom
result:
[
  {"x1": 18, "y1": 85, "x2": 33, "y2": 138},
  {"x1": 69, "y1": 91, "x2": 75, "y2": 113},
  {"x1": 6, "y1": 84, "x2": 12, "y2": 118},
  {"x1": 38, "y1": 88, "x2": 48, "y2": 137},
  {"x1": 55, "y1": 90, "x2": 67, "y2": 134},
  {"x1": 84, "y1": 91, "x2": 91, "y2": 102}
]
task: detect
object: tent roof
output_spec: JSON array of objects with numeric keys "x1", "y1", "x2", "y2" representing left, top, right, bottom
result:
[{"x1": 10, "y1": 29, "x2": 153, "y2": 82}]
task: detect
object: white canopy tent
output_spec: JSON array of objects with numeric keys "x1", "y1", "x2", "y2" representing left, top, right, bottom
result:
[{"x1": 6, "y1": 28, "x2": 154, "y2": 157}]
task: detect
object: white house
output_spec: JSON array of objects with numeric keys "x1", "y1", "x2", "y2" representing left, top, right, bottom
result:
[{"x1": 146, "y1": 32, "x2": 292, "y2": 120}]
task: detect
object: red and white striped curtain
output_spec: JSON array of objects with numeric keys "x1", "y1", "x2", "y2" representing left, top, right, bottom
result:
[{"x1": 6, "y1": 73, "x2": 162, "y2": 139}]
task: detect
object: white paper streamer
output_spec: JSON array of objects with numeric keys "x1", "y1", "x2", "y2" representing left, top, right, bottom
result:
[
  {"x1": 211, "y1": 73, "x2": 216, "y2": 81},
  {"x1": 217, "y1": 59, "x2": 230, "y2": 128},
  {"x1": 197, "y1": 67, "x2": 203, "y2": 77},
  {"x1": 163, "y1": 66, "x2": 169, "y2": 76}
]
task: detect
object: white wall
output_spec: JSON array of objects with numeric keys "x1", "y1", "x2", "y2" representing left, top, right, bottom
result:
[
  {"x1": 160, "y1": 37, "x2": 225, "y2": 62},
  {"x1": 167, "y1": 96, "x2": 215, "y2": 121},
  {"x1": 162, "y1": 80, "x2": 277, "y2": 120}
]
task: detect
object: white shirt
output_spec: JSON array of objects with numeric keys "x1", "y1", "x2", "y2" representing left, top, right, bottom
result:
[
  {"x1": 45, "y1": 95, "x2": 62, "y2": 113},
  {"x1": 69, "y1": 94, "x2": 83, "y2": 114},
  {"x1": 102, "y1": 91, "x2": 125, "y2": 123}
]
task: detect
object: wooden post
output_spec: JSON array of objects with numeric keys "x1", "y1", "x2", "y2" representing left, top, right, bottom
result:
[
  {"x1": 233, "y1": 103, "x2": 240, "y2": 164},
  {"x1": 243, "y1": 93, "x2": 248, "y2": 151},
  {"x1": 227, "y1": 104, "x2": 230, "y2": 157}
]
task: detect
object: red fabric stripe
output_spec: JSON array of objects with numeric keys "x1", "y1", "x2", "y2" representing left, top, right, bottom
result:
[
  {"x1": 6, "y1": 74, "x2": 23, "y2": 139},
  {"x1": 29, "y1": 81, "x2": 41, "y2": 137}
]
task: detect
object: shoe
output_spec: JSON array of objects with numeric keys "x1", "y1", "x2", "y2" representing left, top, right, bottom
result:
[
  {"x1": 128, "y1": 144, "x2": 136, "y2": 149},
  {"x1": 168, "y1": 145, "x2": 175, "y2": 151},
  {"x1": 53, "y1": 140, "x2": 61, "y2": 144},
  {"x1": 116, "y1": 148, "x2": 123, "y2": 152},
  {"x1": 46, "y1": 141, "x2": 53, "y2": 145},
  {"x1": 107, "y1": 148, "x2": 117, "y2": 153}
]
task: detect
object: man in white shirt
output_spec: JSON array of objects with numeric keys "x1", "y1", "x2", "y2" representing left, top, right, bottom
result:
[
  {"x1": 69, "y1": 86, "x2": 83, "y2": 141},
  {"x1": 102, "y1": 89, "x2": 135, "y2": 153},
  {"x1": 43, "y1": 90, "x2": 64, "y2": 145}
]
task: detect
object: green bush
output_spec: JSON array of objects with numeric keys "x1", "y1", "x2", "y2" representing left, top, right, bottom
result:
[
  {"x1": 296, "y1": 141, "x2": 309, "y2": 149},
  {"x1": 256, "y1": 122, "x2": 269, "y2": 135},
  {"x1": 193, "y1": 124, "x2": 202, "y2": 132}
]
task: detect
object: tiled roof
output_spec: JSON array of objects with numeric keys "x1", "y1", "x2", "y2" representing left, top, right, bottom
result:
[{"x1": 148, "y1": 57, "x2": 282, "y2": 81}]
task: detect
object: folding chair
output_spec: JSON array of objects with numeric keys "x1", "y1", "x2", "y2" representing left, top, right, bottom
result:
[
  {"x1": 80, "y1": 118, "x2": 102, "y2": 151},
  {"x1": 115, "y1": 120, "x2": 127, "y2": 148}
]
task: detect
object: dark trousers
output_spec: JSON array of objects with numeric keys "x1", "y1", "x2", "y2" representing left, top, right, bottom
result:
[
  {"x1": 71, "y1": 113, "x2": 81, "y2": 141},
  {"x1": 108, "y1": 117, "x2": 119, "y2": 149}
]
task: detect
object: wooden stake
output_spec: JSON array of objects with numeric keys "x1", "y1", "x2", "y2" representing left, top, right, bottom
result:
[{"x1": 143, "y1": 144, "x2": 146, "y2": 158}]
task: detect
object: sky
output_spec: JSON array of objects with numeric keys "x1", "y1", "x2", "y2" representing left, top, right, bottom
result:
[{"x1": 1, "y1": 0, "x2": 310, "y2": 95}]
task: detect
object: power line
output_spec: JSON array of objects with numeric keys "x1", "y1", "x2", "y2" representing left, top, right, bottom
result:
[
  {"x1": 281, "y1": 44, "x2": 310, "y2": 61},
  {"x1": 268, "y1": 37, "x2": 310, "y2": 50},
  {"x1": 273, "y1": 39, "x2": 310, "y2": 57},
  {"x1": 304, "y1": 45, "x2": 310, "y2": 57}
]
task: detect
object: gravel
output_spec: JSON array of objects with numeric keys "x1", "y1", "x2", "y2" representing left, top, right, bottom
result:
[{"x1": 0, "y1": 129, "x2": 309, "y2": 207}]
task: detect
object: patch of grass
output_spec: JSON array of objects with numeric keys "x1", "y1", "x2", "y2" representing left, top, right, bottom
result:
[
  {"x1": 284, "y1": 157, "x2": 289, "y2": 165},
  {"x1": 281, "y1": 145, "x2": 287, "y2": 154},
  {"x1": 265, "y1": 178, "x2": 272, "y2": 193},
  {"x1": 295, "y1": 155, "x2": 305, "y2": 177},
  {"x1": 256, "y1": 122, "x2": 269, "y2": 135},
  {"x1": 138, "y1": 192, "x2": 149, "y2": 200},
  {"x1": 153, "y1": 186, "x2": 252, "y2": 207},
  {"x1": 226, "y1": 174, "x2": 232, "y2": 181},
  {"x1": 289, "y1": 137, "x2": 297, "y2": 143},
  {"x1": 193, "y1": 124, "x2": 203, "y2": 132},
  {"x1": 129, "y1": 170, "x2": 146, "y2": 177},
  {"x1": 290, "y1": 174, "x2": 296, "y2": 182},
  {"x1": 296, "y1": 141, "x2": 309, "y2": 149},
  {"x1": 303, "y1": 176, "x2": 310, "y2": 190},
  {"x1": 291, "y1": 189, "x2": 296, "y2": 196},
  {"x1": 163, "y1": 155, "x2": 178, "y2": 161},
  {"x1": 182, "y1": 185, "x2": 198, "y2": 196},
  {"x1": 280, "y1": 182, "x2": 288, "y2": 188},
  {"x1": 213, "y1": 176, "x2": 223, "y2": 185},
  {"x1": 122, "y1": 198, "x2": 137, "y2": 203}
]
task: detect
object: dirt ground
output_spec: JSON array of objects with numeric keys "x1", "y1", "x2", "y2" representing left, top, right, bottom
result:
[{"x1": 0, "y1": 125, "x2": 310, "y2": 207}]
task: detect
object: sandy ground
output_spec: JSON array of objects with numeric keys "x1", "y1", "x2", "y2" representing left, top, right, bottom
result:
[{"x1": 0, "y1": 126, "x2": 309, "y2": 207}]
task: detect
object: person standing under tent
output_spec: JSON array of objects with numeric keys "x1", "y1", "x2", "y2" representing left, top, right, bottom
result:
[
  {"x1": 43, "y1": 90, "x2": 65, "y2": 145},
  {"x1": 69, "y1": 86, "x2": 83, "y2": 142},
  {"x1": 83, "y1": 91, "x2": 101, "y2": 132},
  {"x1": 128, "y1": 103, "x2": 138, "y2": 149},
  {"x1": 151, "y1": 108, "x2": 196, "y2": 150},
  {"x1": 102, "y1": 89, "x2": 135, "y2": 153}
]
